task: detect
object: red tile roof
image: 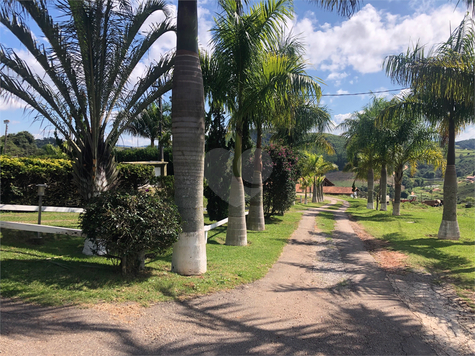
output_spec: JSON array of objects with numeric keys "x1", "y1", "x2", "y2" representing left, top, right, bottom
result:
[{"x1": 322, "y1": 186, "x2": 353, "y2": 195}]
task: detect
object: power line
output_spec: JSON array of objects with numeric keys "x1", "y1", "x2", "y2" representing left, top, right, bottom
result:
[{"x1": 321, "y1": 88, "x2": 409, "y2": 97}]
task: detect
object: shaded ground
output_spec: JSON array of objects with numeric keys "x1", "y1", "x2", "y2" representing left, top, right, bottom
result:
[{"x1": 1, "y1": 200, "x2": 473, "y2": 355}]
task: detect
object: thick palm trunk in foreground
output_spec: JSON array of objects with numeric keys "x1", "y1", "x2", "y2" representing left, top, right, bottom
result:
[
  {"x1": 171, "y1": 0, "x2": 207, "y2": 275},
  {"x1": 248, "y1": 129, "x2": 265, "y2": 231},
  {"x1": 438, "y1": 119, "x2": 460, "y2": 240}
]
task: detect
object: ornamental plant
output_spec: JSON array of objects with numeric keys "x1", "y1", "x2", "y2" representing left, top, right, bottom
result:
[
  {"x1": 263, "y1": 143, "x2": 299, "y2": 216},
  {"x1": 79, "y1": 191, "x2": 181, "y2": 275}
]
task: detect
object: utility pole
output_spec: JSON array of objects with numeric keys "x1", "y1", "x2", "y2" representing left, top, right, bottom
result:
[{"x1": 3, "y1": 120, "x2": 9, "y2": 154}]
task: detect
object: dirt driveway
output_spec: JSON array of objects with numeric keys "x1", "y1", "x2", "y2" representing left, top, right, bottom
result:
[{"x1": 1, "y1": 200, "x2": 474, "y2": 355}]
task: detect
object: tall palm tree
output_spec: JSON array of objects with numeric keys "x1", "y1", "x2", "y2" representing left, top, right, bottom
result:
[
  {"x1": 244, "y1": 32, "x2": 324, "y2": 230},
  {"x1": 170, "y1": 0, "x2": 207, "y2": 275},
  {"x1": 125, "y1": 101, "x2": 171, "y2": 150},
  {"x1": 341, "y1": 98, "x2": 387, "y2": 209},
  {"x1": 381, "y1": 107, "x2": 444, "y2": 216},
  {"x1": 0, "y1": 0, "x2": 174, "y2": 203},
  {"x1": 211, "y1": 0, "x2": 293, "y2": 245},
  {"x1": 303, "y1": 153, "x2": 337, "y2": 203},
  {"x1": 384, "y1": 16, "x2": 474, "y2": 238}
]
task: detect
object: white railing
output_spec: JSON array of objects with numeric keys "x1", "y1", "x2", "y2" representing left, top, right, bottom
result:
[
  {"x1": 1, "y1": 205, "x2": 248, "y2": 243},
  {"x1": 0, "y1": 221, "x2": 83, "y2": 237},
  {"x1": 204, "y1": 211, "x2": 248, "y2": 240},
  {"x1": 0, "y1": 204, "x2": 84, "y2": 213}
]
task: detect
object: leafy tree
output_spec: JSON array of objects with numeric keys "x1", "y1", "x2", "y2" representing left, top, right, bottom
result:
[
  {"x1": 0, "y1": 131, "x2": 39, "y2": 156},
  {"x1": 384, "y1": 16, "x2": 474, "y2": 237},
  {"x1": 0, "y1": 0, "x2": 174, "y2": 203}
]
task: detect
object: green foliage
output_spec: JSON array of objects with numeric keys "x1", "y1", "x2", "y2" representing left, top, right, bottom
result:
[
  {"x1": 0, "y1": 157, "x2": 170, "y2": 206},
  {"x1": 116, "y1": 163, "x2": 154, "y2": 192},
  {"x1": 115, "y1": 147, "x2": 161, "y2": 162},
  {"x1": 263, "y1": 143, "x2": 299, "y2": 216},
  {"x1": 1, "y1": 131, "x2": 40, "y2": 157},
  {"x1": 0, "y1": 156, "x2": 79, "y2": 206},
  {"x1": 153, "y1": 175, "x2": 175, "y2": 200},
  {"x1": 79, "y1": 191, "x2": 181, "y2": 275},
  {"x1": 321, "y1": 134, "x2": 347, "y2": 170}
]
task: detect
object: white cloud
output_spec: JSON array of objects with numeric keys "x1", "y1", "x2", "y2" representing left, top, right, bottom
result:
[
  {"x1": 294, "y1": 3, "x2": 466, "y2": 75},
  {"x1": 332, "y1": 112, "x2": 352, "y2": 126},
  {"x1": 0, "y1": 96, "x2": 29, "y2": 111},
  {"x1": 336, "y1": 89, "x2": 349, "y2": 95},
  {"x1": 457, "y1": 124, "x2": 475, "y2": 142},
  {"x1": 326, "y1": 71, "x2": 349, "y2": 86}
]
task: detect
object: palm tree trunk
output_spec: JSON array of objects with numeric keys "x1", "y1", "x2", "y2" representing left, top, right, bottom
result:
[
  {"x1": 393, "y1": 167, "x2": 403, "y2": 216},
  {"x1": 367, "y1": 167, "x2": 374, "y2": 209},
  {"x1": 226, "y1": 126, "x2": 247, "y2": 245},
  {"x1": 438, "y1": 117, "x2": 460, "y2": 239},
  {"x1": 171, "y1": 0, "x2": 207, "y2": 275},
  {"x1": 248, "y1": 125, "x2": 265, "y2": 231},
  {"x1": 380, "y1": 164, "x2": 387, "y2": 211},
  {"x1": 304, "y1": 188, "x2": 308, "y2": 204},
  {"x1": 312, "y1": 177, "x2": 317, "y2": 203}
]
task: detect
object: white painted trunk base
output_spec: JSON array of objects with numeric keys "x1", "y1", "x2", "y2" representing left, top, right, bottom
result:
[
  {"x1": 438, "y1": 220, "x2": 460, "y2": 240},
  {"x1": 171, "y1": 231, "x2": 207, "y2": 275},
  {"x1": 367, "y1": 202, "x2": 374, "y2": 209}
]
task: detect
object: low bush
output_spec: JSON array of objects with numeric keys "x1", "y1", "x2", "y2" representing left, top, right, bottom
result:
[{"x1": 79, "y1": 191, "x2": 181, "y2": 275}]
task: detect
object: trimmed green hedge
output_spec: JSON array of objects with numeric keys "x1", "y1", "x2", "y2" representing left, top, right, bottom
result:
[
  {"x1": 0, "y1": 157, "x2": 159, "y2": 207},
  {"x1": 0, "y1": 156, "x2": 79, "y2": 206}
]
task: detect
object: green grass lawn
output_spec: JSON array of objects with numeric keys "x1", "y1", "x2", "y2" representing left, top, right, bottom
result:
[
  {"x1": 0, "y1": 209, "x2": 303, "y2": 306},
  {"x1": 1, "y1": 211, "x2": 81, "y2": 228},
  {"x1": 345, "y1": 199, "x2": 475, "y2": 298}
]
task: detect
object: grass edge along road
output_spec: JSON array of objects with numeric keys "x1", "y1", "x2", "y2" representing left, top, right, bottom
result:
[
  {"x1": 0, "y1": 202, "x2": 327, "y2": 307},
  {"x1": 344, "y1": 197, "x2": 475, "y2": 306},
  {"x1": 2, "y1": 199, "x2": 473, "y2": 308}
]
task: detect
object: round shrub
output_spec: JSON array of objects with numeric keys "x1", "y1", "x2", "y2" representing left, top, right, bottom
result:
[{"x1": 79, "y1": 191, "x2": 181, "y2": 274}]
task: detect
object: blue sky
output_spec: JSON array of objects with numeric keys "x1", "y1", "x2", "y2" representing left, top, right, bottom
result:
[{"x1": 0, "y1": 0, "x2": 473, "y2": 146}]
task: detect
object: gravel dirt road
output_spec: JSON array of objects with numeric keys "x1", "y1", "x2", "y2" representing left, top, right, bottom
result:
[{"x1": 1, "y1": 199, "x2": 473, "y2": 355}]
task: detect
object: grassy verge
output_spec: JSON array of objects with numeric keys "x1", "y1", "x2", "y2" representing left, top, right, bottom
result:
[
  {"x1": 1, "y1": 210, "x2": 303, "y2": 306},
  {"x1": 345, "y1": 198, "x2": 475, "y2": 298},
  {"x1": 1, "y1": 211, "x2": 80, "y2": 228}
]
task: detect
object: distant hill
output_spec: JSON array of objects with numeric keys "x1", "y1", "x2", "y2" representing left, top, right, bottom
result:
[
  {"x1": 456, "y1": 139, "x2": 475, "y2": 150},
  {"x1": 321, "y1": 133, "x2": 347, "y2": 171}
]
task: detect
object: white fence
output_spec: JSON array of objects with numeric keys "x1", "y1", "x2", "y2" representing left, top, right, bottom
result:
[{"x1": 1, "y1": 205, "x2": 246, "y2": 241}]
